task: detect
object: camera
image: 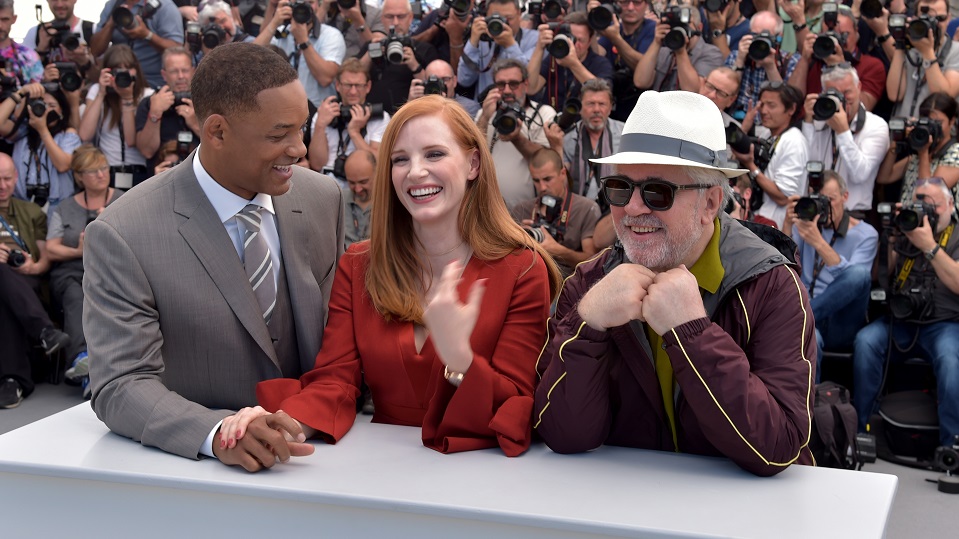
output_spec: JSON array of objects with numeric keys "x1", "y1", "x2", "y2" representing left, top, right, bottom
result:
[
  {"x1": 333, "y1": 153, "x2": 348, "y2": 178},
  {"x1": 384, "y1": 26, "x2": 412, "y2": 64},
  {"x1": 890, "y1": 283, "x2": 936, "y2": 320},
  {"x1": 484, "y1": 13, "x2": 509, "y2": 42},
  {"x1": 821, "y1": 2, "x2": 839, "y2": 29},
  {"x1": 54, "y1": 62, "x2": 82, "y2": 92},
  {"x1": 889, "y1": 14, "x2": 909, "y2": 49},
  {"x1": 177, "y1": 130, "x2": 194, "y2": 160},
  {"x1": 337, "y1": 0, "x2": 357, "y2": 8},
  {"x1": 28, "y1": 98, "x2": 47, "y2": 118},
  {"x1": 26, "y1": 183, "x2": 49, "y2": 207},
  {"x1": 185, "y1": 21, "x2": 202, "y2": 53},
  {"x1": 794, "y1": 161, "x2": 830, "y2": 223},
  {"x1": 587, "y1": 3, "x2": 621, "y2": 31},
  {"x1": 888, "y1": 116, "x2": 908, "y2": 142},
  {"x1": 860, "y1": 0, "x2": 884, "y2": 19},
  {"x1": 748, "y1": 31, "x2": 776, "y2": 62},
  {"x1": 910, "y1": 117, "x2": 943, "y2": 151},
  {"x1": 908, "y1": 13, "x2": 938, "y2": 43},
  {"x1": 442, "y1": 0, "x2": 472, "y2": 21},
  {"x1": 813, "y1": 31, "x2": 846, "y2": 61},
  {"x1": 725, "y1": 124, "x2": 752, "y2": 154},
  {"x1": 753, "y1": 137, "x2": 774, "y2": 172},
  {"x1": 547, "y1": 23, "x2": 575, "y2": 59},
  {"x1": 813, "y1": 88, "x2": 845, "y2": 121},
  {"x1": 492, "y1": 100, "x2": 525, "y2": 135},
  {"x1": 661, "y1": 6, "x2": 693, "y2": 51},
  {"x1": 898, "y1": 199, "x2": 939, "y2": 232},
  {"x1": 113, "y1": 68, "x2": 134, "y2": 89},
  {"x1": 704, "y1": 0, "x2": 730, "y2": 13},
  {"x1": 334, "y1": 100, "x2": 385, "y2": 129},
  {"x1": 525, "y1": 194, "x2": 564, "y2": 243},
  {"x1": 173, "y1": 91, "x2": 192, "y2": 107},
  {"x1": 47, "y1": 19, "x2": 81, "y2": 51},
  {"x1": 934, "y1": 437, "x2": 959, "y2": 473},
  {"x1": 0, "y1": 74, "x2": 17, "y2": 100},
  {"x1": 202, "y1": 23, "x2": 227, "y2": 49},
  {"x1": 528, "y1": 0, "x2": 566, "y2": 24},
  {"x1": 423, "y1": 75, "x2": 447, "y2": 96},
  {"x1": 6, "y1": 248, "x2": 26, "y2": 268},
  {"x1": 112, "y1": 0, "x2": 159, "y2": 30},
  {"x1": 553, "y1": 97, "x2": 581, "y2": 132},
  {"x1": 289, "y1": 0, "x2": 315, "y2": 24}
]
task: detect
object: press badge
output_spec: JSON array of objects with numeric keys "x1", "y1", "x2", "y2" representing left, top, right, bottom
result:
[{"x1": 115, "y1": 172, "x2": 133, "y2": 190}]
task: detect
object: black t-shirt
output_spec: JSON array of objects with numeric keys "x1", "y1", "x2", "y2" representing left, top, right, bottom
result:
[
  {"x1": 361, "y1": 40, "x2": 440, "y2": 114},
  {"x1": 134, "y1": 95, "x2": 196, "y2": 167}
]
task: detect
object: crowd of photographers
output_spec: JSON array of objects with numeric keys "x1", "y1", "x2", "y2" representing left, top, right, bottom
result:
[{"x1": 0, "y1": 0, "x2": 956, "y2": 452}]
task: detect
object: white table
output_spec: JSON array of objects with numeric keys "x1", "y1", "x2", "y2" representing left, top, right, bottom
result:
[{"x1": 0, "y1": 404, "x2": 897, "y2": 538}]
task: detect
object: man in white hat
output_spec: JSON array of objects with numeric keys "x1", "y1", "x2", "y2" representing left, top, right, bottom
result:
[{"x1": 533, "y1": 90, "x2": 817, "y2": 476}]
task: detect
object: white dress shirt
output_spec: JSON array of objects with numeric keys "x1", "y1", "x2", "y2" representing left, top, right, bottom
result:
[{"x1": 758, "y1": 127, "x2": 809, "y2": 228}]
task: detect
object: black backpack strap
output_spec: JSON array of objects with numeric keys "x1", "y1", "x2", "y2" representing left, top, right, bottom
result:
[
  {"x1": 814, "y1": 389, "x2": 841, "y2": 466},
  {"x1": 835, "y1": 386, "x2": 859, "y2": 468}
]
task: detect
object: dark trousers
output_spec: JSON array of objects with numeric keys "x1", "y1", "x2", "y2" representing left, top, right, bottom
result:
[
  {"x1": 51, "y1": 270, "x2": 85, "y2": 360},
  {"x1": 0, "y1": 264, "x2": 52, "y2": 395}
]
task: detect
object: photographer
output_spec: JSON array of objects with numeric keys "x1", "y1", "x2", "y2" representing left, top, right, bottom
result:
[
  {"x1": 134, "y1": 47, "x2": 199, "y2": 173},
  {"x1": 800, "y1": 64, "x2": 889, "y2": 213},
  {"x1": 91, "y1": 1, "x2": 186, "y2": 88},
  {"x1": 0, "y1": 1, "x2": 44, "y2": 88},
  {"x1": 509, "y1": 148, "x2": 600, "y2": 275},
  {"x1": 24, "y1": 0, "x2": 96, "y2": 72},
  {"x1": 526, "y1": 11, "x2": 613, "y2": 112},
  {"x1": 407, "y1": 59, "x2": 480, "y2": 116},
  {"x1": 322, "y1": 0, "x2": 381, "y2": 58},
  {"x1": 257, "y1": 0, "x2": 346, "y2": 108},
  {"x1": 457, "y1": 0, "x2": 539, "y2": 105},
  {"x1": 727, "y1": 174, "x2": 777, "y2": 227},
  {"x1": 0, "y1": 152, "x2": 70, "y2": 409},
  {"x1": 731, "y1": 82, "x2": 809, "y2": 228},
  {"x1": 885, "y1": 0, "x2": 959, "y2": 117},
  {"x1": 590, "y1": 0, "x2": 654, "y2": 121},
  {"x1": 476, "y1": 58, "x2": 557, "y2": 211},
  {"x1": 412, "y1": 0, "x2": 472, "y2": 70},
  {"x1": 544, "y1": 77, "x2": 622, "y2": 205},
  {"x1": 341, "y1": 149, "x2": 375, "y2": 248},
  {"x1": 633, "y1": 4, "x2": 723, "y2": 93},
  {"x1": 194, "y1": 0, "x2": 256, "y2": 59},
  {"x1": 358, "y1": 0, "x2": 438, "y2": 113},
  {"x1": 789, "y1": 6, "x2": 886, "y2": 111},
  {"x1": 308, "y1": 58, "x2": 390, "y2": 183},
  {"x1": 725, "y1": 11, "x2": 801, "y2": 120},
  {"x1": 877, "y1": 92, "x2": 959, "y2": 204},
  {"x1": 782, "y1": 171, "x2": 878, "y2": 378},
  {"x1": 854, "y1": 178, "x2": 959, "y2": 447},
  {"x1": 79, "y1": 45, "x2": 153, "y2": 188},
  {"x1": 703, "y1": 0, "x2": 751, "y2": 61}
]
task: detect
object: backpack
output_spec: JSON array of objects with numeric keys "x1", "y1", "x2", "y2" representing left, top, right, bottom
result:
[
  {"x1": 871, "y1": 390, "x2": 940, "y2": 470},
  {"x1": 810, "y1": 382, "x2": 862, "y2": 469}
]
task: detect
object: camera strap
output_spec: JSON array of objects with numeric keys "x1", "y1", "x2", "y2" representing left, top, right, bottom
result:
[
  {"x1": 808, "y1": 212, "x2": 847, "y2": 297},
  {"x1": 535, "y1": 189, "x2": 573, "y2": 239},
  {"x1": 0, "y1": 213, "x2": 29, "y2": 254},
  {"x1": 118, "y1": 114, "x2": 127, "y2": 165},
  {"x1": 895, "y1": 221, "x2": 954, "y2": 290}
]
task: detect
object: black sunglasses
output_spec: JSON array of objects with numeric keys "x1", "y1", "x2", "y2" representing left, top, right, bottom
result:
[{"x1": 600, "y1": 175, "x2": 715, "y2": 210}]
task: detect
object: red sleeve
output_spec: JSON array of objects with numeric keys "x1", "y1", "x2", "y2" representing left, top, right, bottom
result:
[
  {"x1": 421, "y1": 251, "x2": 552, "y2": 457},
  {"x1": 256, "y1": 246, "x2": 363, "y2": 443},
  {"x1": 857, "y1": 55, "x2": 887, "y2": 105}
]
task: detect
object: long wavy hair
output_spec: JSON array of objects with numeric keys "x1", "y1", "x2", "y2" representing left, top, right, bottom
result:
[
  {"x1": 365, "y1": 95, "x2": 561, "y2": 322},
  {"x1": 101, "y1": 44, "x2": 148, "y2": 130}
]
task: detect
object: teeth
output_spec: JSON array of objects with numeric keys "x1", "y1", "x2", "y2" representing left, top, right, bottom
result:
[
  {"x1": 630, "y1": 226, "x2": 657, "y2": 233},
  {"x1": 410, "y1": 187, "x2": 442, "y2": 197},
  {"x1": 273, "y1": 165, "x2": 291, "y2": 172}
]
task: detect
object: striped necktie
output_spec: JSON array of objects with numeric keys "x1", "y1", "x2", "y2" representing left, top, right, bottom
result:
[{"x1": 237, "y1": 204, "x2": 276, "y2": 324}]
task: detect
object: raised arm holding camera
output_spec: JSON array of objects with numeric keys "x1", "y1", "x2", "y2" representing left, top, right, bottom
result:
[
  {"x1": 782, "y1": 169, "x2": 877, "y2": 378},
  {"x1": 876, "y1": 92, "x2": 959, "y2": 204},
  {"x1": 92, "y1": 0, "x2": 185, "y2": 88},
  {"x1": 407, "y1": 59, "x2": 480, "y2": 116},
  {"x1": 854, "y1": 178, "x2": 959, "y2": 449},
  {"x1": 134, "y1": 47, "x2": 199, "y2": 174},
  {"x1": 725, "y1": 11, "x2": 801, "y2": 120},
  {"x1": 800, "y1": 64, "x2": 888, "y2": 213},
  {"x1": 25, "y1": 0, "x2": 95, "y2": 73},
  {"x1": 633, "y1": 4, "x2": 723, "y2": 93}
]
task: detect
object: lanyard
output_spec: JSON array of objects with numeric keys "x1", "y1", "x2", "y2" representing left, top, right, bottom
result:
[
  {"x1": 808, "y1": 213, "x2": 847, "y2": 298},
  {"x1": 0, "y1": 213, "x2": 29, "y2": 253},
  {"x1": 895, "y1": 222, "x2": 955, "y2": 291}
]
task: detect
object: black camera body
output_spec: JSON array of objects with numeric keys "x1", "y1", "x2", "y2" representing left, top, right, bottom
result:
[
  {"x1": 526, "y1": 194, "x2": 564, "y2": 243},
  {"x1": 423, "y1": 75, "x2": 447, "y2": 96},
  {"x1": 860, "y1": 0, "x2": 885, "y2": 19},
  {"x1": 753, "y1": 136, "x2": 774, "y2": 172},
  {"x1": 28, "y1": 98, "x2": 47, "y2": 118},
  {"x1": 554, "y1": 97, "x2": 581, "y2": 132},
  {"x1": 748, "y1": 31, "x2": 776, "y2": 62},
  {"x1": 890, "y1": 284, "x2": 936, "y2": 320},
  {"x1": 384, "y1": 27, "x2": 412, "y2": 65},
  {"x1": 0, "y1": 74, "x2": 17, "y2": 101},
  {"x1": 813, "y1": 88, "x2": 846, "y2": 121},
  {"x1": 113, "y1": 68, "x2": 134, "y2": 89},
  {"x1": 587, "y1": 3, "x2": 621, "y2": 31},
  {"x1": 704, "y1": 0, "x2": 730, "y2": 13},
  {"x1": 185, "y1": 21, "x2": 202, "y2": 53},
  {"x1": 878, "y1": 199, "x2": 939, "y2": 233},
  {"x1": 889, "y1": 14, "x2": 910, "y2": 49},
  {"x1": 173, "y1": 91, "x2": 191, "y2": 107},
  {"x1": 483, "y1": 13, "x2": 509, "y2": 42},
  {"x1": 547, "y1": 23, "x2": 575, "y2": 59},
  {"x1": 6, "y1": 248, "x2": 26, "y2": 268},
  {"x1": 661, "y1": 6, "x2": 693, "y2": 51},
  {"x1": 528, "y1": 0, "x2": 566, "y2": 24},
  {"x1": 441, "y1": 0, "x2": 472, "y2": 21},
  {"x1": 492, "y1": 100, "x2": 525, "y2": 135},
  {"x1": 26, "y1": 183, "x2": 50, "y2": 207},
  {"x1": 202, "y1": 23, "x2": 227, "y2": 50},
  {"x1": 908, "y1": 14, "x2": 939, "y2": 44},
  {"x1": 112, "y1": 0, "x2": 159, "y2": 30},
  {"x1": 290, "y1": 0, "x2": 315, "y2": 24},
  {"x1": 334, "y1": 101, "x2": 385, "y2": 129},
  {"x1": 813, "y1": 31, "x2": 847, "y2": 61},
  {"x1": 725, "y1": 124, "x2": 752, "y2": 154},
  {"x1": 795, "y1": 161, "x2": 830, "y2": 223},
  {"x1": 934, "y1": 437, "x2": 959, "y2": 473},
  {"x1": 47, "y1": 19, "x2": 81, "y2": 51},
  {"x1": 54, "y1": 62, "x2": 82, "y2": 92},
  {"x1": 891, "y1": 116, "x2": 943, "y2": 152}
]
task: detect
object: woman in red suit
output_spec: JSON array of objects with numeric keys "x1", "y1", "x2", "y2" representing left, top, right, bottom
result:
[{"x1": 220, "y1": 95, "x2": 561, "y2": 457}]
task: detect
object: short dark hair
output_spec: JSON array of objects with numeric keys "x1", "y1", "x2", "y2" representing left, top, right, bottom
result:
[
  {"x1": 192, "y1": 43, "x2": 299, "y2": 124},
  {"x1": 565, "y1": 11, "x2": 591, "y2": 37},
  {"x1": 759, "y1": 83, "x2": 804, "y2": 116}
]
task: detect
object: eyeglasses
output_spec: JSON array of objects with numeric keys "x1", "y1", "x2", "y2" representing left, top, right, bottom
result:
[
  {"x1": 338, "y1": 82, "x2": 368, "y2": 91},
  {"x1": 600, "y1": 175, "x2": 714, "y2": 210},
  {"x1": 435, "y1": 76, "x2": 453, "y2": 84},
  {"x1": 822, "y1": 62, "x2": 852, "y2": 74},
  {"x1": 493, "y1": 80, "x2": 525, "y2": 90},
  {"x1": 79, "y1": 166, "x2": 109, "y2": 177},
  {"x1": 759, "y1": 81, "x2": 786, "y2": 92},
  {"x1": 916, "y1": 177, "x2": 945, "y2": 187},
  {"x1": 703, "y1": 80, "x2": 732, "y2": 100},
  {"x1": 617, "y1": 0, "x2": 644, "y2": 6}
]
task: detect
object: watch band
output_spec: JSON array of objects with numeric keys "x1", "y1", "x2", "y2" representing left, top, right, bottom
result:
[
  {"x1": 924, "y1": 245, "x2": 941, "y2": 261},
  {"x1": 792, "y1": 22, "x2": 807, "y2": 32},
  {"x1": 297, "y1": 41, "x2": 310, "y2": 51},
  {"x1": 877, "y1": 33, "x2": 892, "y2": 43},
  {"x1": 144, "y1": 30, "x2": 154, "y2": 42},
  {"x1": 711, "y1": 29, "x2": 724, "y2": 39},
  {"x1": 748, "y1": 168, "x2": 760, "y2": 180}
]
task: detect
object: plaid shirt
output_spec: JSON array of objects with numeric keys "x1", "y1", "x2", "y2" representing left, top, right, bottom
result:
[{"x1": 725, "y1": 49, "x2": 801, "y2": 114}]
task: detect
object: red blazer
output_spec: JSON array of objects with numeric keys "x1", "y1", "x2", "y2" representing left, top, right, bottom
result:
[{"x1": 257, "y1": 243, "x2": 552, "y2": 456}]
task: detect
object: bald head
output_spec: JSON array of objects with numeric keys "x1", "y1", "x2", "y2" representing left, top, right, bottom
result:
[
  {"x1": 425, "y1": 60, "x2": 456, "y2": 97},
  {"x1": 0, "y1": 153, "x2": 17, "y2": 205}
]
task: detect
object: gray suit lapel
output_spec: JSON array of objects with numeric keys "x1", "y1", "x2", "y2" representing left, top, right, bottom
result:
[{"x1": 172, "y1": 163, "x2": 280, "y2": 367}]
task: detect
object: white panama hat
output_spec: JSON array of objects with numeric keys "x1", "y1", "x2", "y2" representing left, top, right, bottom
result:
[{"x1": 591, "y1": 90, "x2": 747, "y2": 179}]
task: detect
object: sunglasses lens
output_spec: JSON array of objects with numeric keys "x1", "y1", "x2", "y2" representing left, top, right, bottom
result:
[
  {"x1": 642, "y1": 182, "x2": 675, "y2": 210},
  {"x1": 603, "y1": 177, "x2": 634, "y2": 206}
]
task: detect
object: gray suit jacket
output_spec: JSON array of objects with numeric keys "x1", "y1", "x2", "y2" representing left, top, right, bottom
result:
[{"x1": 83, "y1": 158, "x2": 344, "y2": 459}]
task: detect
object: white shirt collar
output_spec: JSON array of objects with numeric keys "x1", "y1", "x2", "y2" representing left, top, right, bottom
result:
[{"x1": 192, "y1": 145, "x2": 275, "y2": 223}]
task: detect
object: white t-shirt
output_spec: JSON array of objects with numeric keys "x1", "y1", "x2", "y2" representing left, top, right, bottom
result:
[
  {"x1": 312, "y1": 111, "x2": 391, "y2": 171},
  {"x1": 757, "y1": 127, "x2": 809, "y2": 228},
  {"x1": 82, "y1": 84, "x2": 155, "y2": 167},
  {"x1": 272, "y1": 25, "x2": 346, "y2": 107}
]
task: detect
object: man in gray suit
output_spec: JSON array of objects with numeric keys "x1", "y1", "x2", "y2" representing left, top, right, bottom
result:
[{"x1": 83, "y1": 43, "x2": 345, "y2": 472}]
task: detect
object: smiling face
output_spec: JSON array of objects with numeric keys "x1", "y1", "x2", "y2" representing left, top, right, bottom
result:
[
  {"x1": 611, "y1": 163, "x2": 719, "y2": 272},
  {"x1": 209, "y1": 81, "x2": 309, "y2": 200},
  {"x1": 389, "y1": 114, "x2": 480, "y2": 234}
]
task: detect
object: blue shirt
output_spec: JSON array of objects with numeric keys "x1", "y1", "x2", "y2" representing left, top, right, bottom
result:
[
  {"x1": 458, "y1": 29, "x2": 540, "y2": 100},
  {"x1": 535, "y1": 49, "x2": 614, "y2": 111},
  {"x1": 725, "y1": 49, "x2": 801, "y2": 114},
  {"x1": 598, "y1": 18, "x2": 656, "y2": 63},
  {"x1": 792, "y1": 216, "x2": 878, "y2": 297},
  {"x1": 98, "y1": 0, "x2": 185, "y2": 88}
]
